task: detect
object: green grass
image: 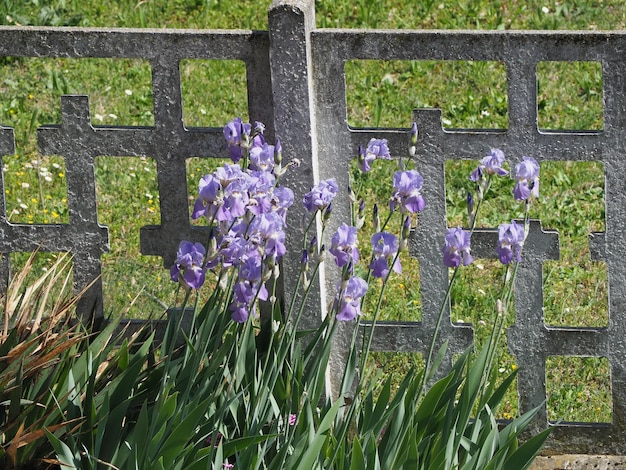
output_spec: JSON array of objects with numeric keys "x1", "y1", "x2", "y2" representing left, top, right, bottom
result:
[{"x1": 0, "y1": 0, "x2": 616, "y2": 424}]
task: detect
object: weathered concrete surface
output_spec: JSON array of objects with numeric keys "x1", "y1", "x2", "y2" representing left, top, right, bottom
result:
[{"x1": 531, "y1": 454, "x2": 626, "y2": 469}]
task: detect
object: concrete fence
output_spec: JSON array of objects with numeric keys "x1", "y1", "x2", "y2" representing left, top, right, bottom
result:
[{"x1": 0, "y1": 0, "x2": 622, "y2": 454}]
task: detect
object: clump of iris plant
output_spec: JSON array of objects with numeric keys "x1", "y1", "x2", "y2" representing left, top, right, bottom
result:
[
  {"x1": 174, "y1": 117, "x2": 538, "y2": 334},
  {"x1": 172, "y1": 117, "x2": 294, "y2": 323},
  {"x1": 162, "y1": 117, "x2": 551, "y2": 469}
]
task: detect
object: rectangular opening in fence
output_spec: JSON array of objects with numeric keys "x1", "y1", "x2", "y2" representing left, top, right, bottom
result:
[
  {"x1": 2, "y1": 154, "x2": 68, "y2": 224},
  {"x1": 344, "y1": 60, "x2": 507, "y2": 129},
  {"x1": 546, "y1": 355, "x2": 611, "y2": 423},
  {"x1": 94, "y1": 156, "x2": 173, "y2": 319},
  {"x1": 180, "y1": 60, "x2": 249, "y2": 128},
  {"x1": 539, "y1": 161, "x2": 607, "y2": 327},
  {"x1": 0, "y1": 58, "x2": 153, "y2": 140},
  {"x1": 537, "y1": 61, "x2": 603, "y2": 131},
  {"x1": 361, "y1": 253, "x2": 422, "y2": 322}
]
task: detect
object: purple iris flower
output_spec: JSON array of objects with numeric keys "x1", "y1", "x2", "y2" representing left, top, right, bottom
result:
[
  {"x1": 218, "y1": 227, "x2": 250, "y2": 268},
  {"x1": 335, "y1": 276, "x2": 368, "y2": 321},
  {"x1": 230, "y1": 279, "x2": 268, "y2": 323},
  {"x1": 249, "y1": 143, "x2": 275, "y2": 172},
  {"x1": 470, "y1": 148, "x2": 508, "y2": 182},
  {"x1": 230, "y1": 304, "x2": 250, "y2": 323},
  {"x1": 496, "y1": 220, "x2": 525, "y2": 264},
  {"x1": 271, "y1": 186, "x2": 294, "y2": 220},
  {"x1": 366, "y1": 138, "x2": 391, "y2": 160},
  {"x1": 223, "y1": 117, "x2": 252, "y2": 163},
  {"x1": 329, "y1": 223, "x2": 359, "y2": 267},
  {"x1": 303, "y1": 179, "x2": 339, "y2": 213},
  {"x1": 238, "y1": 252, "x2": 264, "y2": 282},
  {"x1": 230, "y1": 252, "x2": 270, "y2": 323},
  {"x1": 170, "y1": 241, "x2": 206, "y2": 289},
  {"x1": 390, "y1": 170, "x2": 426, "y2": 213},
  {"x1": 369, "y1": 232, "x2": 402, "y2": 278},
  {"x1": 233, "y1": 278, "x2": 268, "y2": 304},
  {"x1": 214, "y1": 163, "x2": 247, "y2": 188},
  {"x1": 247, "y1": 176, "x2": 274, "y2": 216},
  {"x1": 442, "y1": 227, "x2": 473, "y2": 268},
  {"x1": 191, "y1": 173, "x2": 223, "y2": 221},
  {"x1": 513, "y1": 157, "x2": 540, "y2": 201},
  {"x1": 222, "y1": 180, "x2": 250, "y2": 221},
  {"x1": 357, "y1": 144, "x2": 375, "y2": 173},
  {"x1": 249, "y1": 212, "x2": 286, "y2": 259}
]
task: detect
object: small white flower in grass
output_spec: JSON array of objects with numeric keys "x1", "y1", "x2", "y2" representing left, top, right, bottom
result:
[
  {"x1": 19, "y1": 203, "x2": 27, "y2": 209},
  {"x1": 125, "y1": 89, "x2": 132, "y2": 96},
  {"x1": 94, "y1": 113, "x2": 104, "y2": 122},
  {"x1": 108, "y1": 113, "x2": 118, "y2": 120},
  {"x1": 542, "y1": 6, "x2": 550, "y2": 13},
  {"x1": 21, "y1": 182, "x2": 29, "y2": 189}
]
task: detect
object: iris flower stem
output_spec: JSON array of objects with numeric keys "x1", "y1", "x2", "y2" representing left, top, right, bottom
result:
[
  {"x1": 288, "y1": 219, "x2": 327, "y2": 323},
  {"x1": 419, "y1": 266, "x2": 461, "y2": 399},
  {"x1": 350, "y1": 177, "x2": 364, "y2": 227},
  {"x1": 478, "y1": 188, "x2": 531, "y2": 407},
  {"x1": 301, "y1": 214, "x2": 317, "y2": 253},
  {"x1": 359, "y1": 248, "x2": 402, "y2": 373},
  {"x1": 479, "y1": 261, "x2": 518, "y2": 406},
  {"x1": 469, "y1": 175, "x2": 491, "y2": 232}
]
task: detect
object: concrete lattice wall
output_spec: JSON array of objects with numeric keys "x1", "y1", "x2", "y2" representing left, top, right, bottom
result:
[{"x1": 0, "y1": 0, "x2": 622, "y2": 454}]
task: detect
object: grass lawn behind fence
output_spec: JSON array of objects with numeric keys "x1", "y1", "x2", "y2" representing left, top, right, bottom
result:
[{"x1": 0, "y1": 0, "x2": 616, "y2": 423}]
